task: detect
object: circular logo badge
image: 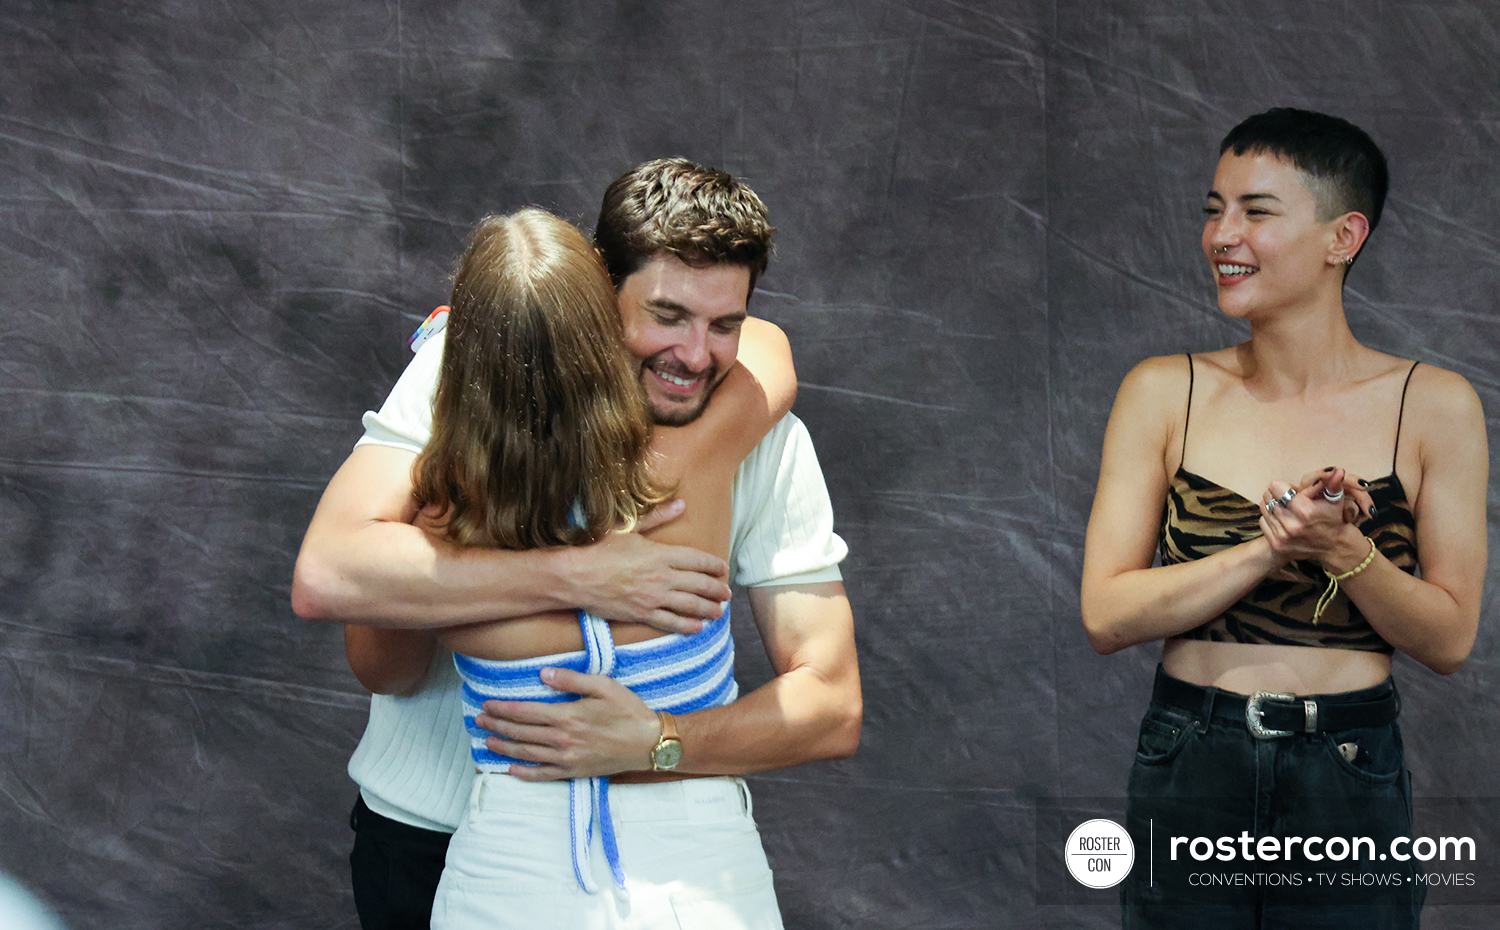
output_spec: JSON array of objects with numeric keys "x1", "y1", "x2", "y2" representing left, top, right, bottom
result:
[{"x1": 1065, "y1": 818, "x2": 1134, "y2": 889}]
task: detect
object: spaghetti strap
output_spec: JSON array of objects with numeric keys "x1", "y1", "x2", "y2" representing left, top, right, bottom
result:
[
  {"x1": 1181, "y1": 353, "x2": 1195, "y2": 464},
  {"x1": 1392, "y1": 361, "x2": 1420, "y2": 473}
]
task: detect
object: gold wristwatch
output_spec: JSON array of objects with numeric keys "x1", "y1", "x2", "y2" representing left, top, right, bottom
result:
[{"x1": 650, "y1": 711, "x2": 683, "y2": 772}]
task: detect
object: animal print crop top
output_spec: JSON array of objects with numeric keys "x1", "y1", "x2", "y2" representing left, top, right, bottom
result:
[{"x1": 1160, "y1": 356, "x2": 1420, "y2": 653}]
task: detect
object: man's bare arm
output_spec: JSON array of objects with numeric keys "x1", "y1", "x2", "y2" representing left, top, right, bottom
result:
[
  {"x1": 678, "y1": 581, "x2": 861, "y2": 772},
  {"x1": 476, "y1": 580, "x2": 862, "y2": 778},
  {"x1": 291, "y1": 444, "x2": 732, "y2": 630}
]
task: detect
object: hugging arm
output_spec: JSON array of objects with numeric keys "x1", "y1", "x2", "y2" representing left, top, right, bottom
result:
[
  {"x1": 292, "y1": 445, "x2": 730, "y2": 632},
  {"x1": 345, "y1": 625, "x2": 438, "y2": 696},
  {"x1": 680, "y1": 581, "x2": 860, "y2": 772},
  {"x1": 735, "y1": 317, "x2": 797, "y2": 415},
  {"x1": 477, "y1": 582, "x2": 860, "y2": 780}
]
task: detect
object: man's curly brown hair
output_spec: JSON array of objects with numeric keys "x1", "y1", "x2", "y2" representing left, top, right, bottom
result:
[{"x1": 593, "y1": 157, "x2": 775, "y2": 295}]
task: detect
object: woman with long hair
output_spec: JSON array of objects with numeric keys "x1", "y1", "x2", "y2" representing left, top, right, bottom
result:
[
  {"x1": 1082, "y1": 108, "x2": 1488, "y2": 928},
  {"x1": 353, "y1": 208, "x2": 796, "y2": 928}
]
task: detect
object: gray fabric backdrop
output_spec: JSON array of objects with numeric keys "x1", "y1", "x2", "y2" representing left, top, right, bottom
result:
[{"x1": 1, "y1": 1, "x2": 1496, "y2": 927}]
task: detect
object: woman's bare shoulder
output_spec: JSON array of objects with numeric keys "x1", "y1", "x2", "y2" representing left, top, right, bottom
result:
[
  {"x1": 1404, "y1": 361, "x2": 1485, "y2": 432},
  {"x1": 1115, "y1": 352, "x2": 1195, "y2": 407}
]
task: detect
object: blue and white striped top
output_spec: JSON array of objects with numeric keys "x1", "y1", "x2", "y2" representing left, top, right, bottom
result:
[{"x1": 453, "y1": 607, "x2": 737, "y2": 892}]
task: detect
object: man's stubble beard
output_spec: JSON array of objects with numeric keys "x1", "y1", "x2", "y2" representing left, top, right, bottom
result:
[{"x1": 642, "y1": 365, "x2": 726, "y2": 428}]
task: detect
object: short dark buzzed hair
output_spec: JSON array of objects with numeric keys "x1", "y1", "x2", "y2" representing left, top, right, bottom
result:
[
  {"x1": 1220, "y1": 107, "x2": 1389, "y2": 232},
  {"x1": 594, "y1": 157, "x2": 775, "y2": 294}
]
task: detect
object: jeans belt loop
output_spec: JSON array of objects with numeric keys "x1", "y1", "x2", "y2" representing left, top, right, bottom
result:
[
  {"x1": 1197, "y1": 686, "x2": 1218, "y2": 734},
  {"x1": 1246, "y1": 691, "x2": 1296, "y2": 739}
]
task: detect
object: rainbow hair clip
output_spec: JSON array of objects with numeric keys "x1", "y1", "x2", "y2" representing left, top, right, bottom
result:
[{"x1": 409, "y1": 305, "x2": 450, "y2": 353}]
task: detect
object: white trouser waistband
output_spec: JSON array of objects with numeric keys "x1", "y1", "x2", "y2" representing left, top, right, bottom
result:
[{"x1": 468, "y1": 774, "x2": 752, "y2": 823}]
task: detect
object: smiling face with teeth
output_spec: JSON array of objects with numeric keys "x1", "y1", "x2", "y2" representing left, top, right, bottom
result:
[
  {"x1": 617, "y1": 253, "x2": 751, "y2": 426},
  {"x1": 1201, "y1": 151, "x2": 1349, "y2": 320}
]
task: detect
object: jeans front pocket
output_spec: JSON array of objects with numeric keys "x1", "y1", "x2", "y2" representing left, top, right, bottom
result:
[
  {"x1": 1319, "y1": 721, "x2": 1404, "y2": 786},
  {"x1": 1134, "y1": 706, "x2": 1195, "y2": 766}
]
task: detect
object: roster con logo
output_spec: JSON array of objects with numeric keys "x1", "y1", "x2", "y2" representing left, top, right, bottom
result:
[{"x1": 1066, "y1": 819, "x2": 1135, "y2": 889}]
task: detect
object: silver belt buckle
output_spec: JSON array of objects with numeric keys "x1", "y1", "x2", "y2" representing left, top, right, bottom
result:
[{"x1": 1246, "y1": 691, "x2": 1296, "y2": 739}]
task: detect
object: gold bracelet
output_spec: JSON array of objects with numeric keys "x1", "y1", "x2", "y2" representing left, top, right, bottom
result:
[{"x1": 1311, "y1": 536, "x2": 1378, "y2": 624}]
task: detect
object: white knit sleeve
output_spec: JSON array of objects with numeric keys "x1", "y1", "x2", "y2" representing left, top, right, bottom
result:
[
  {"x1": 353, "y1": 331, "x2": 445, "y2": 454},
  {"x1": 728, "y1": 414, "x2": 848, "y2": 588}
]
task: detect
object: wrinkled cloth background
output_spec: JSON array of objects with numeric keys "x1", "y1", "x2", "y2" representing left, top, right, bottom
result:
[{"x1": 1, "y1": 2, "x2": 1496, "y2": 928}]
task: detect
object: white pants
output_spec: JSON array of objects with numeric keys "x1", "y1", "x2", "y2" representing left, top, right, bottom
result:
[{"x1": 431, "y1": 774, "x2": 784, "y2": 930}]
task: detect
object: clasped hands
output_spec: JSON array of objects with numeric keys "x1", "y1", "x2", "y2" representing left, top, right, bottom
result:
[{"x1": 1258, "y1": 466, "x2": 1377, "y2": 577}]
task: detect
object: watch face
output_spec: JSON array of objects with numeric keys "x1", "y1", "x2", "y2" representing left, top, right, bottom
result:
[{"x1": 653, "y1": 739, "x2": 683, "y2": 770}]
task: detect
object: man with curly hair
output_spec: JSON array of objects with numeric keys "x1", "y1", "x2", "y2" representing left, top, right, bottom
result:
[{"x1": 294, "y1": 158, "x2": 861, "y2": 929}]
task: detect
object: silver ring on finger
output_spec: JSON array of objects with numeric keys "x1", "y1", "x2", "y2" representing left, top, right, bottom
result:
[
  {"x1": 1323, "y1": 488, "x2": 1344, "y2": 503},
  {"x1": 1278, "y1": 489, "x2": 1297, "y2": 505},
  {"x1": 1265, "y1": 499, "x2": 1281, "y2": 512}
]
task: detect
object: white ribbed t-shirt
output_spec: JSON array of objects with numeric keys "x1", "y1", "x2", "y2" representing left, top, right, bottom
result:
[{"x1": 346, "y1": 331, "x2": 847, "y2": 831}]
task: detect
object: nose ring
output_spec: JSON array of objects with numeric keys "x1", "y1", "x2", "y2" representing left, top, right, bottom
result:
[{"x1": 1214, "y1": 245, "x2": 1229, "y2": 254}]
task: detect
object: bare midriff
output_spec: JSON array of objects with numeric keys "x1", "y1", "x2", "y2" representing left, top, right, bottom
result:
[{"x1": 1162, "y1": 638, "x2": 1393, "y2": 696}]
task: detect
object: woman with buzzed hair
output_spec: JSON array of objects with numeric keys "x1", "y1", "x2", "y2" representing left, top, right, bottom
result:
[{"x1": 1082, "y1": 108, "x2": 1487, "y2": 927}]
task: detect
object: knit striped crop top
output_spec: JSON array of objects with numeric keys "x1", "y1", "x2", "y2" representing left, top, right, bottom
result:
[
  {"x1": 1161, "y1": 356, "x2": 1420, "y2": 652},
  {"x1": 453, "y1": 607, "x2": 737, "y2": 892}
]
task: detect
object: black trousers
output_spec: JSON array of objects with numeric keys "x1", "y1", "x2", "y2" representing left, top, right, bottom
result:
[
  {"x1": 349, "y1": 796, "x2": 453, "y2": 930},
  {"x1": 1122, "y1": 668, "x2": 1422, "y2": 930}
]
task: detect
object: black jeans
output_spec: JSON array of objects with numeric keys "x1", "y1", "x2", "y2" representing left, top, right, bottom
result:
[
  {"x1": 1122, "y1": 667, "x2": 1422, "y2": 930},
  {"x1": 349, "y1": 796, "x2": 453, "y2": 930}
]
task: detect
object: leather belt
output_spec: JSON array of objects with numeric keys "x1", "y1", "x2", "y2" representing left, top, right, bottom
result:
[{"x1": 1152, "y1": 667, "x2": 1399, "y2": 739}]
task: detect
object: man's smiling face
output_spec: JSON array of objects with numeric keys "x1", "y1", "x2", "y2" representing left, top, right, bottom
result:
[{"x1": 617, "y1": 253, "x2": 751, "y2": 427}]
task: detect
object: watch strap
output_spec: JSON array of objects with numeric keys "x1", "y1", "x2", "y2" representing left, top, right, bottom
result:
[
  {"x1": 651, "y1": 711, "x2": 681, "y2": 772},
  {"x1": 656, "y1": 710, "x2": 678, "y2": 742}
]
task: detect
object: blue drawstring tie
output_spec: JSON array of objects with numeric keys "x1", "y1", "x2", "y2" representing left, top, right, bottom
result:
[{"x1": 569, "y1": 606, "x2": 627, "y2": 891}]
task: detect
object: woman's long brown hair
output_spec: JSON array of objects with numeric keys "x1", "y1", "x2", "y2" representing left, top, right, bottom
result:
[{"x1": 412, "y1": 209, "x2": 666, "y2": 550}]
